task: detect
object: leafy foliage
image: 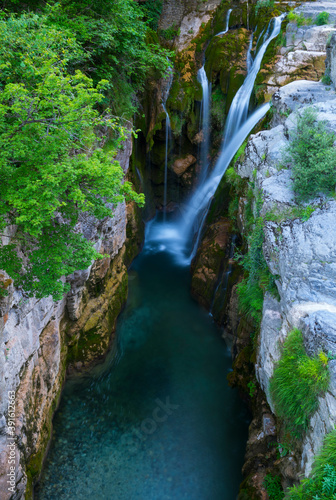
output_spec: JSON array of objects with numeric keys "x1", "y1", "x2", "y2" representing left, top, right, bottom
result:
[
  {"x1": 255, "y1": 0, "x2": 275, "y2": 16},
  {"x1": 287, "y1": 431, "x2": 336, "y2": 499},
  {"x1": 283, "y1": 108, "x2": 336, "y2": 201},
  {"x1": 47, "y1": 0, "x2": 170, "y2": 116},
  {"x1": 140, "y1": 0, "x2": 163, "y2": 31},
  {"x1": 236, "y1": 189, "x2": 278, "y2": 327},
  {"x1": 316, "y1": 11, "x2": 330, "y2": 26},
  {"x1": 263, "y1": 474, "x2": 284, "y2": 500},
  {"x1": 270, "y1": 329, "x2": 330, "y2": 440},
  {"x1": 287, "y1": 11, "x2": 312, "y2": 27},
  {"x1": 159, "y1": 24, "x2": 180, "y2": 41},
  {"x1": 0, "y1": 0, "x2": 169, "y2": 300}
]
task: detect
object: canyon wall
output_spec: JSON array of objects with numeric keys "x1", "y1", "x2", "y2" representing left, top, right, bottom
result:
[
  {"x1": 0, "y1": 134, "x2": 143, "y2": 499},
  {"x1": 190, "y1": 2, "x2": 336, "y2": 496}
]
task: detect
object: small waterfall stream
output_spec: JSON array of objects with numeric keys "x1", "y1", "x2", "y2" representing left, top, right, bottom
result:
[
  {"x1": 162, "y1": 103, "x2": 171, "y2": 218},
  {"x1": 197, "y1": 66, "x2": 211, "y2": 183},
  {"x1": 162, "y1": 67, "x2": 173, "y2": 219},
  {"x1": 215, "y1": 8, "x2": 232, "y2": 36}
]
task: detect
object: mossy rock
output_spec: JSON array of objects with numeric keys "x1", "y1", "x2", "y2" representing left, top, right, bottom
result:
[
  {"x1": 150, "y1": 139, "x2": 172, "y2": 167},
  {"x1": 205, "y1": 28, "x2": 249, "y2": 82}
]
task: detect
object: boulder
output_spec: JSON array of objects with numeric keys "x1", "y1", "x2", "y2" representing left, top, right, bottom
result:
[{"x1": 171, "y1": 154, "x2": 197, "y2": 176}]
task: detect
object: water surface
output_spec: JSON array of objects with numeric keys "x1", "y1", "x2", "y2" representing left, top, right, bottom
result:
[{"x1": 35, "y1": 217, "x2": 249, "y2": 500}]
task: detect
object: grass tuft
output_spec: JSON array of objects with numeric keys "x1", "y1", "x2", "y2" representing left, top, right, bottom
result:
[{"x1": 270, "y1": 328, "x2": 330, "y2": 440}]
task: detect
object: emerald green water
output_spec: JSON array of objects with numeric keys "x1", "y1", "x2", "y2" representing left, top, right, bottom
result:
[{"x1": 35, "y1": 217, "x2": 249, "y2": 500}]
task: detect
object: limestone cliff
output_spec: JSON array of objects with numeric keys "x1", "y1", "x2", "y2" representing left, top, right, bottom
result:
[
  {"x1": 0, "y1": 134, "x2": 142, "y2": 499},
  {"x1": 189, "y1": 2, "x2": 336, "y2": 496}
]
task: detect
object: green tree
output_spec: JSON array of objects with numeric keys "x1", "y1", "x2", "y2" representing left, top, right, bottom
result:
[{"x1": 0, "y1": 14, "x2": 144, "y2": 300}]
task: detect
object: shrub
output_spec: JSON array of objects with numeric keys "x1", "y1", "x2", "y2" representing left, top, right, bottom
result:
[
  {"x1": 283, "y1": 108, "x2": 336, "y2": 201},
  {"x1": 286, "y1": 430, "x2": 336, "y2": 499},
  {"x1": 159, "y1": 24, "x2": 180, "y2": 40},
  {"x1": 322, "y1": 68, "x2": 332, "y2": 85},
  {"x1": 264, "y1": 474, "x2": 284, "y2": 500},
  {"x1": 288, "y1": 11, "x2": 312, "y2": 27},
  {"x1": 140, "y1": 0, "x2": 163, "y2": 31},
  {"x1": 316, "y1": 11, "x2": 330, "y2": 26},
  {"x1": 255, "y1": 0, "x2": 275, "y2": 16},
  {"x1": 270, "y1": 329, "x2": 330, "y2": 440},
  {"x1": 236, "y1": 216, "x2": 277, "y2": 326}
]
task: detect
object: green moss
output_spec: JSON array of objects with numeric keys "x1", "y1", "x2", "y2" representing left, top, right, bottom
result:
[
  {"x1": 67, "y1": 267, "x2": 128, "y2": 364},
  {"x1": 125, "y1": 203, "x2": 145, "y2": 267}
]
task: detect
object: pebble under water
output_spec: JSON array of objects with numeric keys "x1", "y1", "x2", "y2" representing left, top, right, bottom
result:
[{"x1": 35, "y1": 216, "x2": 250, "y2": 500}]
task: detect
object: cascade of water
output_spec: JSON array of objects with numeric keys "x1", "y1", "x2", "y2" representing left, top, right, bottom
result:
[
  {"x1": 162, "y1": 103, "x2": 171, "y2": 219},
  {"x1": 197, "y1": 65, "x2": 211, "y2": 182},
  {"x1": 215, "y1": 9, "x2": 232, "y2": 36},
  {"x1": 223, "y1": 15, "x2": 285, "y2": 145},
  {"x1": 178, "y1": 15, "x2": 285, "y2": 260},
  {"x1": 146, "y1": 14, "x2": 285, "y2": 265},
  {"x1": 246, "y1": 30, "x2": 254, "y2": 73}
]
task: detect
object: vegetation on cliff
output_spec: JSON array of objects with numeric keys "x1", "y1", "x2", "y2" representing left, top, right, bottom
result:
[
  {"x1": 0, "y1": 0, "x2": 169, "y2": 300},
  {"x1": 270, "y1": 328, "x2": 330, "y2": 440},
  {"x1": 287, "y1": 430, "x2": 336, "y2": 499},
  {"x1": 283, "y1": 108, "x2": 336, "y2": 202}
]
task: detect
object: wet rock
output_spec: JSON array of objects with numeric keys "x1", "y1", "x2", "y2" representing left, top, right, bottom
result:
[{"x1": 171, "y1": 154, "x2": 197, "y2": 176}]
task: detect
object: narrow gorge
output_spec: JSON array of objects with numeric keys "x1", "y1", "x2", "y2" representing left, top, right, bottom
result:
[{"x1": 0, "y1": 0, "x2": 336, "y2": 499}]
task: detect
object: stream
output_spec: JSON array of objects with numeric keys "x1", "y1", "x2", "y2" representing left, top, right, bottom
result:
[{"x1": 35, "y1": 214, "x2": 249, "y2": 500}]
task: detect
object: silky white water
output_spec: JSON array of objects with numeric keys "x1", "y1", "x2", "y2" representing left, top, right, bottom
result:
[
  {"x1": 146, "y1": 14, "x2": 284, "y2": 265},
  {"x1": 197, "y1": 65, "x2": 211, "y2": 183},
  {"x1": 162, "y1": 102, "x2": 171, "y2": 219},
  {"x1": 215, "y1": 9, "x2": 232, "y2": 36}
]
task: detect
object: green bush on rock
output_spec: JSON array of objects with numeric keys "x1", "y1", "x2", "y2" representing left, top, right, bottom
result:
[
  {"x1": 263, "y1": 474, "x2": 284, "y2": 500},
  {"x1": 0, "y1": 0, "x2": 170, "y2": 300},
  {"x1": 316, "y1": 11, "x2": 330, "y2": 26},
  {"x1": 270, "y1": 328, "x2": 330, "y2": 440},
  {"x1": 287, "y1": 430, "x2": 336, "y2": 499},
  {"x1": 283, "y1": 108, "x2": 336, "y2": 201}
]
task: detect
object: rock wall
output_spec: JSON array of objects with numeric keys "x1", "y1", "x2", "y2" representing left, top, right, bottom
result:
[
  {"x1": 159, "y1": 0, "x2": 222, "y2": 51},
  {"x1": 242, "y1": 80, "x2": 336, "y2": 477},
  {"x1": 0, "y1": 134, "x2": 140, "y2": 499},
  {"x1": 189, "y1": 2, "x2": 336, "y2": 495}
]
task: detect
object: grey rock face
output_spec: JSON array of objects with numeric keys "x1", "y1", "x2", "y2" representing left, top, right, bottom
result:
[
  {"x1": 264, "y1": 1, "x2": 335, "y2": 96},
  {"x1": 0, "y1": 134, "x2": 133, "y2": 499},
  {"x1": 295, "y1": 0, "x2": 336, "y2": 24},
  {"x1": 237, "y1": 79, "x2": 336, "y2": 476}
]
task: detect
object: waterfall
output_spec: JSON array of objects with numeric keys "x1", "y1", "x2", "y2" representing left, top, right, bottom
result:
[
  {"x1": 197, "y1": 65, "x2": 211, "y2": 182},
  {"x1": 145, "y1": 14, "x2": 285, "y2": 265},
  {"x1": 162, "y1": 69, "x2": 173, "y2": 219},
  {"x1": 223, "y1": 14, "x2": 285, "y2": 145},
  {"x1": 215, "y1": 9, "x2": 232, "y2": 36},
  {"x1": 246, "y1": 30, "x2": 254, "y2": 73},
  {"x1": 162, "y1": 103, "x2": 171, "y2": 219}
]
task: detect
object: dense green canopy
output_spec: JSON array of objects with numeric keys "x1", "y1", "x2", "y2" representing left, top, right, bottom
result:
[{"x1": 0, "y1": 0, "x2": 169, "y2": 300}]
